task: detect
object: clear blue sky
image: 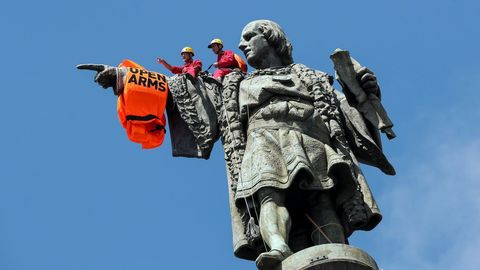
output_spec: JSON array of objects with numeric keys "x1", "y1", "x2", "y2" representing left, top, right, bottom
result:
[{"x1": 1, "y1": 1, "x2": 479, "y2": 269}]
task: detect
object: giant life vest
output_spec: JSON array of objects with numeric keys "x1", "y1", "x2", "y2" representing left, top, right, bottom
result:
[{"x1": 117, "y1": 60, "x2": 169, "y2": 149}]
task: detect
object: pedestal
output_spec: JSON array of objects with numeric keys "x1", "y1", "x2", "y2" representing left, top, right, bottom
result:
[{"x1": 278, "y1": 244, "x2": 379, "y2": 270}]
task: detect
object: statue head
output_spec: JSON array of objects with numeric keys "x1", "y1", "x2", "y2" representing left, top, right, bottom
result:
[{"x1": 238, "y1": 20, "x2": 293, "y2": 69}]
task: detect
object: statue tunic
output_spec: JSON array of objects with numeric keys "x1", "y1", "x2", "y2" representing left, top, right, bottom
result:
[{"x1": 235, "y1": 69, "x2": 345, "y2": 200}]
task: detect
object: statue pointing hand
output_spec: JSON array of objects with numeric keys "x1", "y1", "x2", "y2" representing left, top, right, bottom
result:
[{"x1": 77, "y1": 64, "x2": 126, "y2": 95}]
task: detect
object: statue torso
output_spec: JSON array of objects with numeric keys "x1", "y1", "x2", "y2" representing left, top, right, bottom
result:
[{"x1": 239, "y1": 69, "x2": 312, "y2": 112}]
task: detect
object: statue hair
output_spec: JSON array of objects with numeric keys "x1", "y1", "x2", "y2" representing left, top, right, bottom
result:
[{"x1": 252, "y1": 20, "x2": 294, "y2": 66}]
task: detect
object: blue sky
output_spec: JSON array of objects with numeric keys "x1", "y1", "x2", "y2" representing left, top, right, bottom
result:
[{"x1": 1, "y1": 0, "x2": 479, "y2": 269}]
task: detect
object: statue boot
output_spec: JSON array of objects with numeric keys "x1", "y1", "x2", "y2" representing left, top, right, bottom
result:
[{"x1": 255, "y1": 244, "x2": 293, "y2": 270}]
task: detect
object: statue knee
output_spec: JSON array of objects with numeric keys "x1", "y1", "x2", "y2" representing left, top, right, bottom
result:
[
  {"x1": 257, "y1": 187, "x2": 286, "y2": 206},
  {"x1": 308, "y1": 191, "x2": 332, "y2": 207}
]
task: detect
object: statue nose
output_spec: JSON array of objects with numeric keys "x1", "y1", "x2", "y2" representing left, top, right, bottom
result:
[{"x1": 238, "y1": 41, "x2": 247, "y2": 51}]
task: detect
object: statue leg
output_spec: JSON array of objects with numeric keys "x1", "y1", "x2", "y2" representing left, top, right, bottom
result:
[
  {"x1": 255, "y1": 187, "x2": 292, "y2": 269},
  {"x1": 308, "y1": 192, "x2": 346, "y2": 245}
]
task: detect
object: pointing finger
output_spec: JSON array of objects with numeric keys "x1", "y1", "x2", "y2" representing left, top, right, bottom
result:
[{"x1": 76, "y1": 64, "x2": 106, "y2": 72}]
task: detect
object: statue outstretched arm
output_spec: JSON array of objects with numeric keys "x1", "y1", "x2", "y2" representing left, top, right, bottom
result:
[{"x1": 77, "y1": 60, "x2": 223, "y2": 156}]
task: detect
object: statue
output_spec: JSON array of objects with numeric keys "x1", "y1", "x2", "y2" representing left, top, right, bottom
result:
[{"x1": 78, "y1": 20, "x2": 396, "y2": 270}]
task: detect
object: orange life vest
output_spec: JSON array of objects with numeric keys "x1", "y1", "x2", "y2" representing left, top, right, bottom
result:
[
  {"x1": 234, "y1": 53, "x2": 248, "y2": 74},
  {"x1": 117, "y1": 59, "x2": 169, "y2": 149}
]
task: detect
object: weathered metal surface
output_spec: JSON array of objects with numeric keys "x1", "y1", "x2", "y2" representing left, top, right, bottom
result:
[{"x1": 280, "y1": 244, "x2": 379, "y2": 270}]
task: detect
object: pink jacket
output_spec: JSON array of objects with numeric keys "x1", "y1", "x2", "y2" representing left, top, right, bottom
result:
[
  {"x1": 214, "y1": 50, "x2": 238, "y2": 78},
  {"x1": 171, "y1": 59, "x2": 203, "y2": 77}
]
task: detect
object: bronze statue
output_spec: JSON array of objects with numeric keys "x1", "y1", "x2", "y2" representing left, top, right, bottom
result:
[{"x1": 78, "y1": 19, "x2": 396, "y2": 270}]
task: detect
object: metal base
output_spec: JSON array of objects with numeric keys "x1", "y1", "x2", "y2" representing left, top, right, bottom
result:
[{"x1": 278, "y1": 244, "x2": 379, "y2": 270}]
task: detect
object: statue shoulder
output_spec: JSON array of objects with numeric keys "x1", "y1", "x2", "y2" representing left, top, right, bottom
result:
[{"x1": 290, "y1": 63, "x2": 334, "y2": 89}]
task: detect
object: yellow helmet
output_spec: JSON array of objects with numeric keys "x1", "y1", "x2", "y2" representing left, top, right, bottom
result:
[
  {"x1": 180, "y1": 47, "x2": 194, "y2": 56},
  {"x1": 208, "y1": 38, "x2": 223, "y2": 48}
]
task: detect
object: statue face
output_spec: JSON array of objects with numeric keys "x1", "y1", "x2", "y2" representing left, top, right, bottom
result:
[{"x1": 239, "y1": 22, "x2": 276, "y2": 68}]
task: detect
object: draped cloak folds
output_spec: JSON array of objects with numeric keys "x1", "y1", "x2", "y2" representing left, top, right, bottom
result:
[{"x1": 165, "y1": 65, "x2": 395, "y2": 261}]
